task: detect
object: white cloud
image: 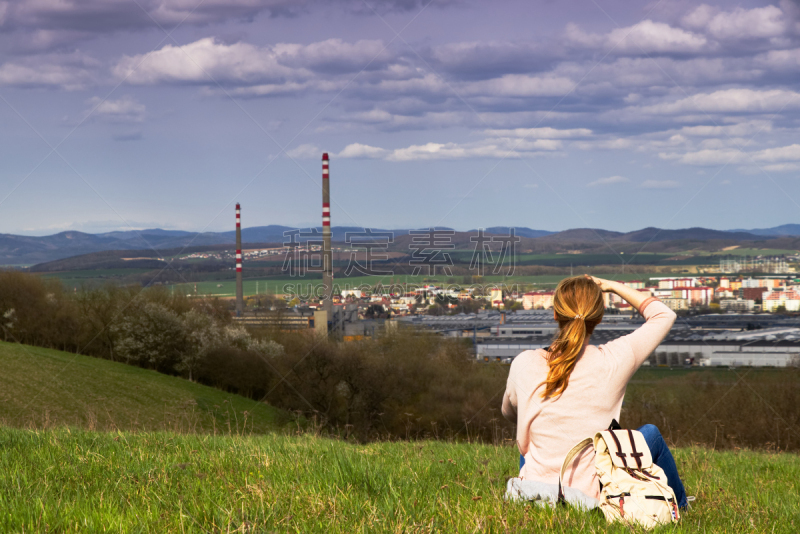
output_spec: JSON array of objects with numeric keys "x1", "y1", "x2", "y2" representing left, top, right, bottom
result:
[
  {"x1": 351, "y1": 109, "x2": 394, "y2": 123},
  {"x1": 697, "y1": 5, "x2": 788, "y2": 41},
  {"x1": 639, "y1": 88, "x2": 800, "y2": 115},
  {"x1": 607, "y1": 20, "x2": 707, "y2": 54},
  {"x1": 674, "y1": 149, "x2": 745, "y2": 166},
  {"x1": 752, "y1": 144, "x2": 800, "y2": 163},
  {"x1": 2, "y1": 1, "x2": 313, "y2": 36},
  {"x1": 114, "y1": 37, "x2": 390, "y2": 87},
  {"x1": 588, "y1": 175, "x2": 629, "y2": 187},
  {"x1": 568, "y1": 20, "x2": 707, "y2": 54},
  {"x1": 356, "y1": 136, "x2": 566, "y2": 162},
  {"x1": 338, "y1": 143, "x2": 387, "y2": 158},
  {"x1": 87, "y1": 96, "x2": 145, "y2": 123},
  {"x1": 462, "y1": 74, "x2": 574, "y2": 97},
  {"x1": 483, "y1": 127, "x2": 592, "y2": 138},
  {"x1": 370, "y1": 73, "x2": 448, "y2": 96},
  {"x1": 212, "y1": 81, "x2": 321, "y2": 97},
  {"x1": 681, "y1": 4, "x2": 717, "y2": 30},
  {"x1": 564, "y1": 23, "x2": 604, "y2": 48},
  {"x1": 387, "y1": 142, "x2": 459, "y2": 161},
  {"x1": 285, "y1": 144, "x2": 320, "y2": 159},
  {"x1": 575, "y1": 138, "x2": 633, "y2": 150},
  {"x1": 756, "y1": 48, "x2": 800, "y2": 71},
  {"x1": 343, "y1": 110, "x2": 465, "y2": 130},
  {"x1": 115, "y1": 38, "x2": 300, "y2": 85},
  {"x1": 641, "y1": 179, "x2": 680, "y2": 189},
  {"x1": 677, "y1": 121, "x2": 772, "y2": 137},
  {"x1": 512, "y1": 139, "x2": 563, "y2": 151},
  {"x1": 662, "y1": 143, "x2": 800, "y2": 167},
  {"x1": 273, "y1": 39, "x2": 389, "y2": 72},
  {"x1": 0, "y1": 60, "x2": 93, "y2": 89}
]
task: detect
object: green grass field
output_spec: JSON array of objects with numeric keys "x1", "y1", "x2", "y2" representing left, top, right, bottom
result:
[
  {"x1": 39, "y1": 268, "x2": 159, "y2": 290},
  {"x1": 450, "y1": 252, "x2": 679, "y2": 267},
  {"x1": 1, "y1": 341, "x2": 799, "y2": 531},
  {"x1": 1, "y1": 428, "x2": 798, "y2": 532},
  {"x1": 39, "y1": 268, "x2": 157, "y2": 278},
  {"x1": 0, "y1": 340, "x2": 291, "y2": 434}
]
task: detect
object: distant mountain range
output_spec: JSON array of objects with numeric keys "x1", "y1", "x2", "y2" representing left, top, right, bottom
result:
[
  {"x1": 728, "y1": 224, "x2": 800, "y2": 236},
  {"x1": 469, "y1": 226, "x2": 554, "y2": 239},
  {"x1": 3, "y1": 224, "x2": 799, "y2": 266},
  {"x1": 0, "y1": 226, "x2": 455, "y2": 265},
  {"x1": 540, "y1": 227, "x2": 774, "y2": 244}
]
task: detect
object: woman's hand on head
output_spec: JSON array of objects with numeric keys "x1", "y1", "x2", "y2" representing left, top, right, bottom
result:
[{"x1": 584, "y1": 274, "x2": 614, "y2": 292}]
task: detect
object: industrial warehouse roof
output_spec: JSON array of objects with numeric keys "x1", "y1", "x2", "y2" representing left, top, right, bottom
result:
[
  {"x1": 399, "y1": 309, "x2": 799, "y2": 331},
  {"x1": 478, "y1": 328, "x2": 800, "y2": 348}
]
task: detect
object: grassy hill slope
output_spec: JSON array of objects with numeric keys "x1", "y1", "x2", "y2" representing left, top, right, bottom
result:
[
  {"x1": 0, "y1": 340, "x2": 292, "y2": 434},
  {"x1": 1, "y1": 428, "x2": 798, "y2": 532}
]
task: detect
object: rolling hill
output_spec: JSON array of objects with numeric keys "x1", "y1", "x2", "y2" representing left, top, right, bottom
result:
[
  {"x1": 0, "y1": 340, "x2": 291, "y2": 434},
  {"x1": 4, "y1": 224, "x2": 795, "y2": 267},
  {"x1": 3, "y1": 226, "x2": 459, "y2": 265},
  {"x1": 730, "y1": 224, "x2": 800, "y2": 236}
]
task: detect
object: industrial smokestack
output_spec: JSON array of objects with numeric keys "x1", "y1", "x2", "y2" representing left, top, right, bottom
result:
[
  {"x1": 235, "y1": 202, "x2": 243, "y2": 317},
  {"x1": 322, "y1": 153, "x2": 333, "y2": 314}
]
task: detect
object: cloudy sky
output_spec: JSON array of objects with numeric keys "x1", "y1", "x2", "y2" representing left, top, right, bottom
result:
[{"x1": 2, "y1": 0, "x2": 800, "y2": 235}]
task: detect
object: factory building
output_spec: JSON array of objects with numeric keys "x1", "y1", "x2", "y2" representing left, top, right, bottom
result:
[{"x1": 401, "y1": 310, "x2": 800, "y2": 368}]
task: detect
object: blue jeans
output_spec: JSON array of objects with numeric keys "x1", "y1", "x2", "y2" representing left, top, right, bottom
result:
[
  {"x1": 638, "y1": 424, "x2": 688, "y2": 509},
  {"x1": 519, "y1": 424, "x2": 688, "y2": 508}
]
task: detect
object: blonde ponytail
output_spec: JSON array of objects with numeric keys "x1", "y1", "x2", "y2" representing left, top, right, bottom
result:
[{"x1": 541, "y1": 277, "x2": 605, "y2": 399}]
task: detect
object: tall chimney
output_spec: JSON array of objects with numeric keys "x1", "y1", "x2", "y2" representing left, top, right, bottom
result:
[
  {"x1": 235, "y1": 202, "x2": 243, "y2": 317},
  {"x1": 322, "y1": 153, "x2": 333, "y2": 314}
]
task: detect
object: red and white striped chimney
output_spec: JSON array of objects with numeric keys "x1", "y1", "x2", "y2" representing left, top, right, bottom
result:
[
  {"x1": 235, "y1": 203, "x2": 242, "y2": 273},
  {"x1": 322, "y1": 155, "x2": 330, "y2": 228},
  {"x1": 235, "y1": 202, "x2": 243, "y2": 316},
  {"x1": 322, "y1": 153, "x2": 332, "y2": 314}
]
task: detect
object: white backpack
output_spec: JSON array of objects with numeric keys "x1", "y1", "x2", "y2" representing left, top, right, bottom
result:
[{"x1": 559, "y1": 429, "x2": 680, "y2": 529}]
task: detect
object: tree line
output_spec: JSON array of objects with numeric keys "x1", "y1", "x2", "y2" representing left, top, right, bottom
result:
[
  {"x1": 0, "y1": 271, "x2": 513, "y2": 442},
  {"x1": 2, "y1": 271, "x2": 797, "y2": 449}
]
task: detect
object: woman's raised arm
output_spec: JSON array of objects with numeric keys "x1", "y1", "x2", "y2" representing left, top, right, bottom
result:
[
  {"x1": 584, "y1": 275, "x2": 650, "y2": 311},
  {"x1": 585, "y1": 274, "x2": 676, "y2": 373}
]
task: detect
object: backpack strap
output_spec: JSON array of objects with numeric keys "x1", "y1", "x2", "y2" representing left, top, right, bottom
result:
[
  {"x1": 557, "y1": 438, "x2": 594, "y2": 502},
  {"x1": 600, "y1": 429, "x2": 653, "y2": 469}
]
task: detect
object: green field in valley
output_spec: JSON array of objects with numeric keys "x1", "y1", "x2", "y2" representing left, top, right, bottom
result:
[
  {"x1": 39, "y1": 244, "x2": 800, "y2": 296},
  {"x1": 39, "y1": 268, "x2": 157, "y2": 287},
  {"x1": 33, "y1": 268, "x2": 668, "y2": 298},
  {"x1": 450, "y1": 251, "x2": 679, "y2": 266},
  {"x1": 39, "y1": 268, "x2": 157, "y2": 279}
]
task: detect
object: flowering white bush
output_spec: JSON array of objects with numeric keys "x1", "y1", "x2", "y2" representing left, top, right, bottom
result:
[
  {"x1": 113, "y1": 302, "x2": 186, "y2": 371},
  {"x1": 1, "y1": 308, "x2": 15, "y2": 342},
  {"x1": 112, "y1": 302, "x2": 283, "y2": 380},
  {"x1": 178, "y1": 309, "x2": 223, "y2": 380}
]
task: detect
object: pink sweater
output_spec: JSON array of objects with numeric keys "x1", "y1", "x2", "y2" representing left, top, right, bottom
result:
[{"x1": 501, "y1": 300, "x2": 676, "y2": 499}]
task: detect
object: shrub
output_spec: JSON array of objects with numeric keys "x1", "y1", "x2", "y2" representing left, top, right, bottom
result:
[
  {"x1": 0, "y1": 271, "x2": 81, "y2": 351},
  {"x1": 255, "y1": 328, "x2": 514, "y2": 442},
  {"x1": 113, "y1": 301, "x2": 187, "y2": 373}
]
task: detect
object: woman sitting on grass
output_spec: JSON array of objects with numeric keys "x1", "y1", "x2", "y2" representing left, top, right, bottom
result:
[{"x1": 502, "y1": 275, "x2": 688, "y2": 508}]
